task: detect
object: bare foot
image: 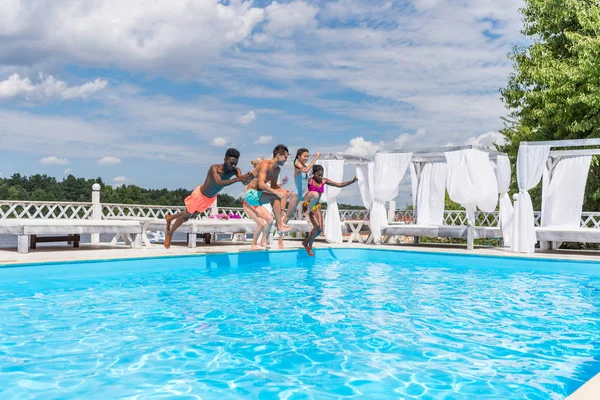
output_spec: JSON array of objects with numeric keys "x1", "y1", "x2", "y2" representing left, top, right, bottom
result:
[
  {"x1": 165, "y1": 214, "x2": 175, "y2": 232},
  {"x1": 164, "y1": 234, "x2": 172, "y2": 249},
  {"x1": 307, "y1": 246, "x2": 315, "y2": 256},
  {"x1": 278, "y1": 225, "x2": 292, "y2": 233},
  {"x1": 250, "y1": 245, "x2": 262, "y2": 250},
  {"x1": 302, "y1": 239, "x2": 310, "y2": 255}
]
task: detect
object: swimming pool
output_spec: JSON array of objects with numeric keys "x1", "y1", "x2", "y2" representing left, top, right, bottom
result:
[{"x1": 1, "y1": 249, "x2": 599, "y2": 399}]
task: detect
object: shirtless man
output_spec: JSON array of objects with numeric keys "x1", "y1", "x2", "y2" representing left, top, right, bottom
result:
[
  {"x1": 164, "y1": 148, "x2": 253, "y2": 249},
  {"x1": 244, "y1": 144, "x2": 292, "y2": 233}
]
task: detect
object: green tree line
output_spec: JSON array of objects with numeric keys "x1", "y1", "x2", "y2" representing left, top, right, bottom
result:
[
  {"x1": 500, "y1": 0, "x2": 600, "y2": 210},
  {"x1": 0, "y1": 173, "x2": 365, "y2": 209}
]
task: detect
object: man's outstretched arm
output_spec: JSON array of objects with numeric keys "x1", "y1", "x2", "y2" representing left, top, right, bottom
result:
[{"x1": 210, "y1": 166, "x2": 250, "y2": 187}]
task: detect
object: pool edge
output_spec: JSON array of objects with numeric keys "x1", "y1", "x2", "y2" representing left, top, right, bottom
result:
[
  {"x1": 1, "y1": 245, "x2": 600, "y2": 269},
  {"x1": 568, "y1": 372, "x2": 600, "y2": 400}
]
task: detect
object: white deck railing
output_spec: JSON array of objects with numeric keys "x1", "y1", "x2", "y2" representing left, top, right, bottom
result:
[
  {"x1": 0, "y1": 201, "x2": 94, "y2": 220},
  {"x1": 1, "y1": 197, "x2": 600, "y2": 228}
]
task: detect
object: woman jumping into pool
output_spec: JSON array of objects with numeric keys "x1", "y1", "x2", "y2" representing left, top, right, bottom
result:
[
  {"x1": 291, "y1": 148, "x2": 320, "y2": 221},
  {"x1": 302, "y1": 165, "x2": 358, "y2": 256}
]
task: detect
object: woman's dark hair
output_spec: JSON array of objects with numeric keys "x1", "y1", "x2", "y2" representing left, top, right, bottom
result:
[
  {"x1": 294, "y1": 148, "x2": 309, "y2": 164},
  {"x1": 312, "y1": 165, "x2": 324, "y2": 174}
]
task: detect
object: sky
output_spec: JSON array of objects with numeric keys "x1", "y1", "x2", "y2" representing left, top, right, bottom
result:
[{"x1": 0, "y1": 0, "x2": 527, "y2": 206}]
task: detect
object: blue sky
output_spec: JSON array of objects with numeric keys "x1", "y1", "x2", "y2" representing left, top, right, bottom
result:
[{"x1": 0, "y1": 0, "x2": 526, "y2": 205}]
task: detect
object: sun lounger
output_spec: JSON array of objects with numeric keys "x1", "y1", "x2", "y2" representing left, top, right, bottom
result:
[
  {"x1": 382, "y1": 223, "x2": 502, "y2": 250},
  {"x1": 0, "y1": 219, "x2": 142, "y2": 254},
  {"x1": 536, "y1": 227, "x2": 600, "y2": 250}
]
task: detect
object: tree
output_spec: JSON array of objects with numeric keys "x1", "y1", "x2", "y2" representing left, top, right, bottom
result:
[{"x1": 499, "y1": 0, "x2": 600, "y2": 209}]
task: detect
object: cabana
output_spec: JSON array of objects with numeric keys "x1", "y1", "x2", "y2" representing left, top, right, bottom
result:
[
  {"x1": 363, "y1": 145, "x2": 510, "y2": 249},
  {"x1": 511, "y1": 139, "x2": 600, "y2": 253},
  {"x1": 315, "y1": 153, "x2": 372, "y2": 243}
]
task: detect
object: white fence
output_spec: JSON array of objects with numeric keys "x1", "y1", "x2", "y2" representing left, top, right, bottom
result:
[{"x1": 1, "y1": 185, "x2": 600, "y2": 229}]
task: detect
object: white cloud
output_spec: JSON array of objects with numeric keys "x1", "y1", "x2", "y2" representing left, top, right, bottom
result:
[
  {"x1": 465, "y1": 131, "x2": 506, "y2": 148},
  {"x1": 345, "y1": 137, "x2": 383, "y2": 158},
  {"x1": 254, "y1": 135, "x2": 273, "y2": 145},
  {"x1": 394, "y1": 128, "x2": 427, "y2": 149},
  {"x1": 211, "y1": 137, "x2": 233, "y2": 147},
  {"x1": 0, "y1": 73, "x2": 107, "y2": 102},
  {"x1": 238, "y1": 111, "x2": 256, "y2": 125},
  {"x1": 98, "y1": 156, "x2": 121, "y2": 165},
  {"x1": 254, "y1": 1, "x2": 318, "y2": 42},
  {"x1": 39, "y1": 156, "x2": 68, "y2": 165},
  {"x1": 112, "y1": 176, "x2": 129, "y2": 183},
  {"x1": 0, "y1": 0, "x2": 266, "y2": 77},
  {"x1": 63, "y1": 168, "x2": 72, "y2": 175}
]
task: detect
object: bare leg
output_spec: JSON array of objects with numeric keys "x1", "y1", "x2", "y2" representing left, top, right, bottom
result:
[
  {"x1": 302, "y1": 191, "x2": 319, "y2": 220},
  {"x1": 308, "y1": 210, "x2": 324, "y2": 251},
  {"x1": 166, "y1": 210, "x2": 187, "y2": 232},
  {"x1": 303, "y1": 211, "x2": 320, "y2": 256},
  {"x1": 284, "y1": 192, "x2": 299, "y2": 224},
  {"x1": 244, "y1": 204, "x2": 266, "y2": 250},
  {"x1": 261, "y1": 193, "x2": 291, "y2": 232},
  {"x1": 255, "y1": 206, "x2": 273, "y2": 248},
  {"x1": 164, "y1": 210, "x2": 192, "y2": 249}
]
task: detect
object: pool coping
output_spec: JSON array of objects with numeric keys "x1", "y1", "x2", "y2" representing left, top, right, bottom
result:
[
  {"x1": 568, "y1": 372, "x2": 600, "y2": 399},
  {"x1": 1, "y1": 241, "x2": 600, "y2": 269}
]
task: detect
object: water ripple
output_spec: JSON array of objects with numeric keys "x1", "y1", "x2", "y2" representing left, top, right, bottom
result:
[{"x1": 0, "y1": 257, "x2": 599, "y2": 399}]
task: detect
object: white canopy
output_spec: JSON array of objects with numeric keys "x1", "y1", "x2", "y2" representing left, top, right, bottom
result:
[
  {"x1": 511, "y1": 138, "x2": 600, "y2": 253},
  {"x1": 445, "y1": 148, "x2": 499, "y2": 225},
  {"x1": 410, "y1": 161, "x2": 447, "y2": 225},
  {"x1": 319, "y1": 159, "x2": 345, "y2": 243},
  {"x1": 493, "y1": 155, "x2": 513, "y2": 246},
  {"x1": 317, "y1": 153, "x2": 371, "y2": 244},
  {"x1": 541, "y1": 155, "x2": 592, "y2": 228},
  {"x1": 369, "y1": 152, "x2": 413, "y2": 243}
]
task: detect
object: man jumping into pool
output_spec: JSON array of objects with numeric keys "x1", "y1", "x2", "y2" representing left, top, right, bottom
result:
[
  {"x1": 164, "y1": 148, "x2": 253, "y2": 249},
  {"x1": 244, "y1": 144, "x2": 293, "y2": 233}
]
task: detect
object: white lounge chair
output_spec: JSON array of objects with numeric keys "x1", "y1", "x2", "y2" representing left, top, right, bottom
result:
[
  {"x1": 0, "y1": 219, "x2": 142, "y2": 254},
  {"x1": 382, "y1": 223, "x2": 502, "y2": 249}
]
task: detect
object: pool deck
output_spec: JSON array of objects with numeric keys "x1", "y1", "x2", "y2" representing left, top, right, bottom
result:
[{"x1": 0, "y1": 239, "x2": 599, "y2": 399}]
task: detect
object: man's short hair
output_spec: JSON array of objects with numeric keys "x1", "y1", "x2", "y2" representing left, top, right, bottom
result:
[
  {"x1": 225, "y1": 148, "x2": 240, "y2": 159},
  {"x1": 273, "y1": 144, "x2": 289, "y2": 157}
]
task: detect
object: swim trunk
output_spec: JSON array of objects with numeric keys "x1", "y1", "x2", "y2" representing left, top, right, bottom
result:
[
  {"x1": 242, "y1": 200, "x2": 258, "y2": 210},
  {"x1": 303, "y1": 201, "x2": 321, "y2": 212},
  {"x1": 184, "y1": 186, "x2": 217, "y2": 214},
  {"x1": 244, "y1": 189, "x2": 263, "y2": 207}
]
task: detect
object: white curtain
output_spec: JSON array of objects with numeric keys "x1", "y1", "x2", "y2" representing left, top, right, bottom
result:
[
  {"x1": 495, "y1": 155, "x2": 513, "y2": 246},
  {"x1": 370, "y1": 152, "x2": 413, "y2": 243},
  {"x1": 445, "y1": 149, "x2": 498, "y2": 225},
  {"x1": 510, "y1": 144, "x2": 551, "y2": 253},
  {"x1": 541, "y1": 156, "x2": 591, "y2": 228},
  {"x1": 319, "y1": 159, "x2": 345, "y2": 243},
  {"x1": 356, "y1": 162, "x2": 375, "y2": 210},
  {"x1": 413, "y1": 162, "x2": 447, "y2": 225},
  {"x1": 410, "y1": 163, "x2": 418, "y2": 212}
]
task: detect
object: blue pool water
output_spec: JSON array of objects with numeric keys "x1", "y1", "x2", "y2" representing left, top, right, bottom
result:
[{"x1": 1, "y1": 249, "x2": 600, "y2": 399}]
